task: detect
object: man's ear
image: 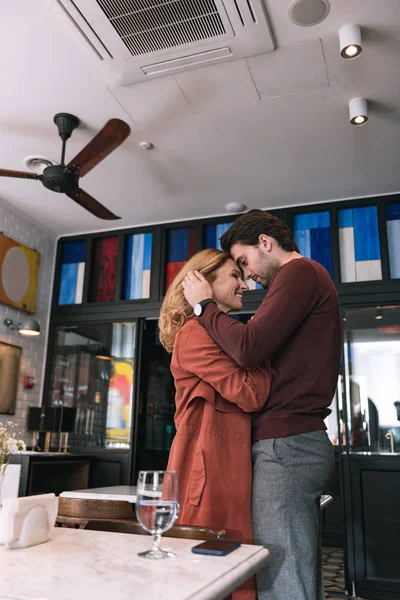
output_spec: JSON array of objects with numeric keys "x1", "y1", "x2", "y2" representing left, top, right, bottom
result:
[{"x1": 258, "y1": 234, "x2": 272, "y2": 251}]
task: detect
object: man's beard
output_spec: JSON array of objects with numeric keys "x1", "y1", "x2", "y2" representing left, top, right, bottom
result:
[{"x1": 257, "y1": 250, "x2": 280, "y2": 289}]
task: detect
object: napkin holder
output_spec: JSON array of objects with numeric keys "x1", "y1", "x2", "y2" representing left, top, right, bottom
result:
[{"x1": 0, "y1": 493, "x2": 58, "y2": 549}]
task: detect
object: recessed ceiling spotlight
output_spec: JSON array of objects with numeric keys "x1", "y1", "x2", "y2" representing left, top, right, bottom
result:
[
  {"x1": 339, "y1": 24, "x2": 362, "y2": 58},
  {"x1": 288, "y1": 0, "x2": 330, "y2": 27},
  {"x1": 22, "y1": 155, "x2": 57, "y2": 175},
  {"x1": 139, "y1": 141, "x2": 154, "y2": 150},
  {"x1": 349, "y1": 97, "x2": 368, "y2": 126},
  {"x1": 225, "y1": 202, "x2": 247, "y2": 213}
]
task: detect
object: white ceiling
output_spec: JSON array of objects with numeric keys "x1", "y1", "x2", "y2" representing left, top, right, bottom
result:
[{"x1": 1, "y1": 0, "x2": 400, "y2": 236}]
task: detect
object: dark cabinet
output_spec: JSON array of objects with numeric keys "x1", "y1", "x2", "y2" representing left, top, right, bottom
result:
[
  {"x1": 344, "y1": 453, "x2": 400, "y2": 600},
  {"x1": 10, "y1": 452, "x2": 90, "y2": 496}
]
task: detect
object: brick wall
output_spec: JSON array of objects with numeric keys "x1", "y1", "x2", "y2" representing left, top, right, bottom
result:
[{"x1": 0, "y1": 201, "x2": 56, "y2": 441}]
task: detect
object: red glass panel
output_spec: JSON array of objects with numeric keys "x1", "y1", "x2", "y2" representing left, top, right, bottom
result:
[{"x1": 92, "y1": 237, "x2": 118, "y2": 302}]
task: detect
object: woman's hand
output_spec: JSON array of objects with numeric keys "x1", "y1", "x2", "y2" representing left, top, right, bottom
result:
[{"x1": 182, "y1": 270, "x2": 213, "y2": 308}]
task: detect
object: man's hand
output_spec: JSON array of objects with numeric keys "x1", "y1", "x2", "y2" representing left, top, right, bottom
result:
[{"x1": 182, "y1": 270, "x2": 213, "y2": 308}]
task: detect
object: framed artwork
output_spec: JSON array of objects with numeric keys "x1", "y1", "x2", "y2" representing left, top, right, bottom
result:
[
  {"x1": 0, "y1": 342, "x2": 22, "y2": 414},
  {"x1": 0, "y1": 233, "x2": 40, "y2": 313}
]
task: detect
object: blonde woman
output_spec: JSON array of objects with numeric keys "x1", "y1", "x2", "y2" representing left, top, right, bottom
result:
[{"x1": 159, "y1": 249, "x2": 272, "y2": 562}]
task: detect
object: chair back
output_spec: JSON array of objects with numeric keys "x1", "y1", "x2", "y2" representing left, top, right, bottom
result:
[
  {"x1": 84, "y1": 519, "x2": 227, "y2": 540},
  {"x1": 57, "y1": 497, "x2": 135, "y2": 528}
]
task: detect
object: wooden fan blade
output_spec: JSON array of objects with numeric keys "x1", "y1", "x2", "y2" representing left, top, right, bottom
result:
[
  {"x1": 0, "y1": 168, "x2": 39, "y2": 180},
  {"x1": 67, "y1": 189, "x2": 121, "y2": 220},
  {"x1": 68, "y1": 118, "x2": 131, "y2": 177}
]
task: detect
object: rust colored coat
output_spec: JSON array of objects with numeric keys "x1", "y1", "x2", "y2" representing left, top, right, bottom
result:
[{"x1": 166, "y1": 317, "x2": 272, "y2": 543}]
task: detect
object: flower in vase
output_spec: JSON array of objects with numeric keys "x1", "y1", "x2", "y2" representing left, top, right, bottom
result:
[{"x1": 0, "y1": 421, "x2": 26, "y2": 474}]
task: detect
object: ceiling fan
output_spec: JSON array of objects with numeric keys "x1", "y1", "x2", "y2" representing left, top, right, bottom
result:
[{"x1": 0, "y1": 113, "x2": 131, "y2": 220}]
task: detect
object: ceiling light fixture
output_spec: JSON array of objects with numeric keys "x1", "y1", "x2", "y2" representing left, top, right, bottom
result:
[
  {"x1": 375, "y1": 309, "x2": 383, "y2": 320},
  {"x1": 225, "y1": 202, "x2": 247, "y2": 213},
  {"x1": 349, "y1": 98, "x2": 368, "y2": 126},
  {"x1": 339, "y1": 24, "x2": 362, "y2": 59},
  {"x1": 4, "y1": 318, "x2": 41, "y2": 336},
  {"x1": 139, "y1": 141, "x2": 154, "y2": 150},
  {"x1": 288, "y1": 0, "x2": 330, "y2": 27},
  {"x1": 22, "y1": 156, "x2": 57, "y2": 175}
]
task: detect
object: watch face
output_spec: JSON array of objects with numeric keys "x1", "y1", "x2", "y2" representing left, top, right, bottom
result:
[{"x1": 194, "y1": 303, "x2": 202, "y2": 317}]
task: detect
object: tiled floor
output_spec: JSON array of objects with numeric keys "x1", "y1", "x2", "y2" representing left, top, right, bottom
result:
[{"x1": 322, "y1": 546, "x2": 364, "y2": 600}]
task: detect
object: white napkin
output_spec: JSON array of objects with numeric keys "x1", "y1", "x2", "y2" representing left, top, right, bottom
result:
[{"x1": 0, "y1": 493, "x2": 58, "y2": 549}]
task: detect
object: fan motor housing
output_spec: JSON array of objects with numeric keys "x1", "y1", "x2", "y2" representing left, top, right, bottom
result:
[{"x1": 41, "y1": 165, "x2": 79, "y2": 194}]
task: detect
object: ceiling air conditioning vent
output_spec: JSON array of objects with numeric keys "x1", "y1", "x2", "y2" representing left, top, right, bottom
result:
[
  {"x1": 96, "y1": 0, "x2": 227, "y2": 57},
  {"x1": 52, "y1": 0, "x2": 275, "y2": 85}
]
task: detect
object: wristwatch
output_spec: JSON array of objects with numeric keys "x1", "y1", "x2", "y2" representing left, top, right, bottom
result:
[{"x1": 194, "y1": 298, "x2": 215, "y2": 317}]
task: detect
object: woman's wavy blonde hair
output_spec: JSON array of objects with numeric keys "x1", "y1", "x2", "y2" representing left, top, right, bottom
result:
[{"x1": 159, "y1": 248, "x2": 231, "y2": 353}]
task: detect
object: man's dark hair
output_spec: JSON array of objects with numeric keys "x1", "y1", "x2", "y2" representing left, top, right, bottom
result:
[{"x1": 220, "y1": 209, "x2": 299, "y2": 253}]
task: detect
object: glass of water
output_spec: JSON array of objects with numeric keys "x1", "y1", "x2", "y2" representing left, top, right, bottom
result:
[{"x1": 135, "y1": 470, "x2": 179, "y2": 559}]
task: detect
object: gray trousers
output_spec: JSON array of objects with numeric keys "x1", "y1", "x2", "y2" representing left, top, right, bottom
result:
[{"x1": 252, "y1": 430, "x2": 335, "y2": 600}]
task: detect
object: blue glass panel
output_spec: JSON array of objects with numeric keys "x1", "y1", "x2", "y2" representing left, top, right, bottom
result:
[
  {"x1": 131, "y1": 234, "x2": 144, "y2": 299},
  {"x1": 143, "y1": 233, "x2": 152, "y2": 270},
  {"x1": 216, "y1": 223, "x2": 231, "y2": 250},
  {"x1": 338, "y1": 209, "x2": 353, "y2": 229},
  {"x1": 310, "y1": 227, "x2": 332, "y2": 276},
  {"x1": 124, "y1": 235, "x2": 133, "y2": 300},
  {"x1": 204, "y1": 224, "x2": 216, "y2": 249},
  {"x1": 293, "y1": 211, "x2": 330, "y2": 230},
  {"x1": 293, "y1": 229, "x2": 311, "y2": 258},
  {"x1": 386, "y1": 202, "x2": 400, "y2": 221},
  {"x1": 387, "y1": 219, "x2": 400, "y2": 278},
  {"x1": 353, "y1": 206, "x2": 380, "y2": 261},
  {"x1": 167, "y1": 229, "x2": 188, "y2": 262},
  {"x1": 59, "y1": 263, "x2": 78, "y2": 305},
  {"x1": 62, "y1": 240, "x2": 86, "y2": 264}
]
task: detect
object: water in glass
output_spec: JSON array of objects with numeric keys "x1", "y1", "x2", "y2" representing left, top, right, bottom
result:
[{"x1": 136, "y1": 471, "x2": 179, "y2": 559}]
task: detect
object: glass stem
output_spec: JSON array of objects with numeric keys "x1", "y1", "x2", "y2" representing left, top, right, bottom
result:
[{"x1": 152, "y1": 532, "x2": 161, "y2": 553}]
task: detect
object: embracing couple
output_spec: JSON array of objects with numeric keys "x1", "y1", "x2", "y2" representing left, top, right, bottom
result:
[{"x1": 158, "y1": 209, "x2": 341, "y2": 600}]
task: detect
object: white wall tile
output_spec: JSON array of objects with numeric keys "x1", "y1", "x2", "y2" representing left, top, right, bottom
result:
[{"x1": 0, "y1": 201, "x2": 56, "y2": 441}]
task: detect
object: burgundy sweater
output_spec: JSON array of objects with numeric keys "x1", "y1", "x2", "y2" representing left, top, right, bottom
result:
[{"x1": 199, "y1": 257, "x2": 342, "y2": 439}]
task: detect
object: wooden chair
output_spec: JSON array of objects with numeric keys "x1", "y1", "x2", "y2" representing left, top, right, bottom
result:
[
  {"x1": 56, "y1": 497, "x2": 135, "y2": 529},
  {"x1": 84, "y1": 519, "x2": 227, "y2": 540}
]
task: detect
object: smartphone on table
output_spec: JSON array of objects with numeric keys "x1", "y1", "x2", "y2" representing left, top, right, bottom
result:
[{"x1": 191, "y1": 539, "x2": 241, "y2": 556}]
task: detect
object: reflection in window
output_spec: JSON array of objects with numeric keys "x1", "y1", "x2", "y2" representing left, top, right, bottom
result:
[
  {"x1": 338, "y1": 206, "x2": 382, "y2": 282},
  {"x1": 49, "y1": 322, "x2": 136, "y2": 449},
  {"x1": 343, "y1": 306, "x2": 400, "y2": 451}
]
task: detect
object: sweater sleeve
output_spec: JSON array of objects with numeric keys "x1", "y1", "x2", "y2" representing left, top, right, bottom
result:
[
  {"x1": 199, "y1": 259, "x2": 320, "y2": 367},
  {"x1": 177, "y1": 325, "x2": 272, "y2": 413}
]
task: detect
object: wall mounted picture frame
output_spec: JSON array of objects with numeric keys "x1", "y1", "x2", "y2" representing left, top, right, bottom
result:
[
  {"x1": 0, "y1": 233, "x2": 40, "y2": 314},
  {"x1": 0, "y1": 342, "x2": 22, "y2": 414}
]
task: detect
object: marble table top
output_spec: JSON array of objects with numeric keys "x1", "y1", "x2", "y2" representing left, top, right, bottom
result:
[
  {"x1": 60, "y1": 485, "x2": 137, "y2": 503},
  {"x1": 0, "y1": 527, "x2": 269, "y2": 600}
]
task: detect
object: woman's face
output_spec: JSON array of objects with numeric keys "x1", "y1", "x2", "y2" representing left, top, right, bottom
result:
[{"x1": 210, "y1": 259, "x2": 248, "y2": 313}]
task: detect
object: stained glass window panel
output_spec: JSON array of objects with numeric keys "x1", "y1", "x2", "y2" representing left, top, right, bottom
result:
[
  {"x1": 91, "y1": 237, "x2": 119, "y2": 302},
  {"x1": 386, "y1": 202, "x2": 400, "y2": 279},
  {"x1": 204, "y1": 222, "x2": 231, "y2": 250},
  {"x1": 293, "y1": 211, "x2": 332, "y2": 276},
  {"x1": 165, "y1": 227, "x2": 196, "y2": 291},
  {"x1": 123, "y1": 233, "x2": 153, "y2": 299},
  {"x1": 59, "y1": 240, "x2": 86, "y2": 305},
  {"x1": 338, "y1": 206, "x2": 382, "y2": 282}
]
